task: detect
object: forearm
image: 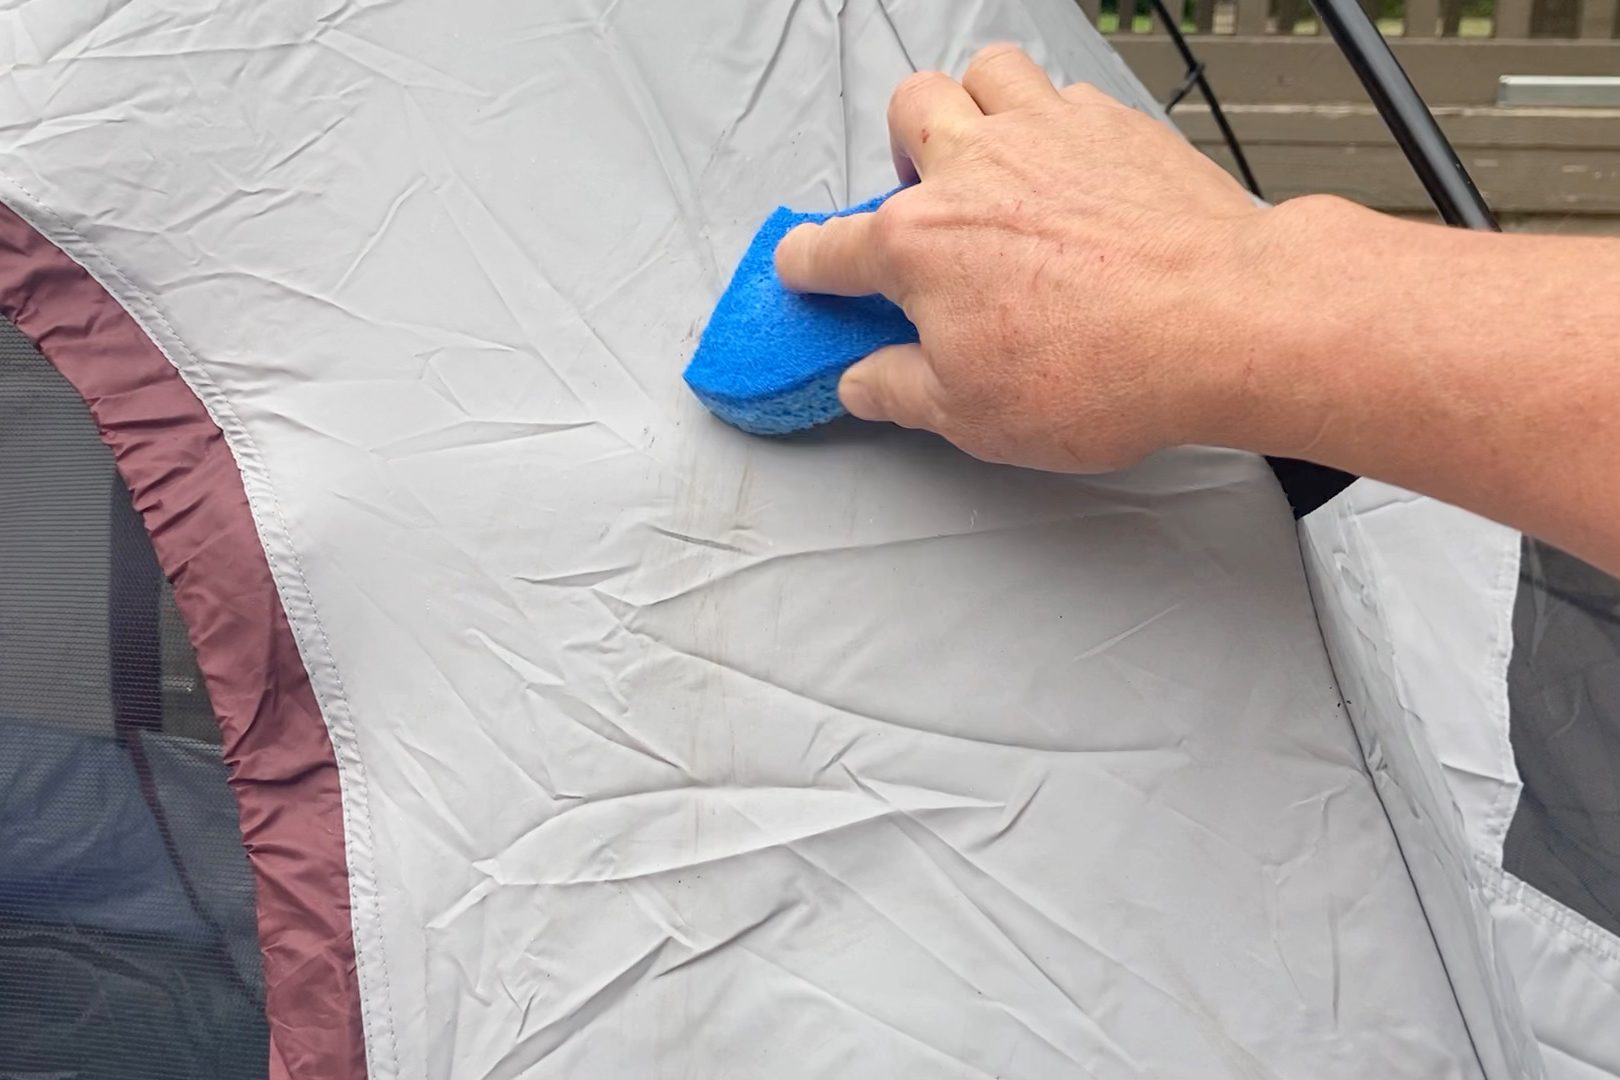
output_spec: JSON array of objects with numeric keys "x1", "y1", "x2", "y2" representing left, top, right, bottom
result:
[{"x1": 1225, "y1": 197, "x2": 1620, "y2": 574}]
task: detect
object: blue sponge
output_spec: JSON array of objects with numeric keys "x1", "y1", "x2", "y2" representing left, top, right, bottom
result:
[{"x1": 684, "y1": 191, "x2": 919, "y2": 435}]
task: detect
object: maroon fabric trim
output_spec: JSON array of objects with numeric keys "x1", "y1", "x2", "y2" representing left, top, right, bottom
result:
[{"x1": 0, "y1": 201, "x2": 368, "y2": 1080}]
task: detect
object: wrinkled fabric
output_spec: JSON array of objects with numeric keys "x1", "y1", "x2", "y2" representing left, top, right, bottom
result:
[
  {"x1": 1486, "y1": 867, "x2": 1620, "y2": 1080},
  {"x1": 0, "y1": 1, "x2": 1537, "y2": 1077},
  {"x1": 1299, "y1": 482, "x2": 1539, "y2": 1079},
  {"x1": 1304, "y1": 482, "x2": 1620, "y2": 1079}
]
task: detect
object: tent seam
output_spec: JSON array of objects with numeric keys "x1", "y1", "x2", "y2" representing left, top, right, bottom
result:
[
  {"x1": 1292, "y1": 506, "x2": 1507, "y2": 1080},
  {"x1": 1479, "y1": 859, "x2": 1620, "y2": 969},
  {"x1": 0, "y1": 167, "x2": 401, "y2": 1080},
  {"x1": 1477, "y1": 529, "x2": 1524, "y2": 869}
]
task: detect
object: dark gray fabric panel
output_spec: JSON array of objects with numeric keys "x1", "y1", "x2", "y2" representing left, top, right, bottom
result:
[{"x1": 1505, "y1": 537, "x2": 1620, "y2": 936}]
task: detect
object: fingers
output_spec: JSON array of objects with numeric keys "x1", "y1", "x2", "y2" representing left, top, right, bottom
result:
[
  {"x1": 888, "y1": 70, "x2": 981, "y2": 183},
  {"x1": 962, "y1": 44, "x2": 1059, "y2": 114},
  {"x1": 774, "y1": 214, "x2": 888, "y2": 297},
  {"x1": 839, "y1": 344, "x2": 947, "y2": 432}
]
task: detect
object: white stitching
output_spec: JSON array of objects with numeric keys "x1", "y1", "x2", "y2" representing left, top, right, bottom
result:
[{"x1": 1476, "y1": 856, "x2": 1620, "y2": 969}]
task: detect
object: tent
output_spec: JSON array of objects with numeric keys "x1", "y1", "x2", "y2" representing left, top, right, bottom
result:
[{"x1": 0, "y1": 1, "x2": 1615, "y2": 1077}]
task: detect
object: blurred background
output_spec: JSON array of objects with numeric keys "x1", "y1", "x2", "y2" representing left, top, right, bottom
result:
[{"x1": 1092, "y1": 0, "x2": 1619, "y2": 234}]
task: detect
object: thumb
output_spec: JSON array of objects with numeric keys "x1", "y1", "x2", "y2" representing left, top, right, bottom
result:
[{"x1": 839, "y1": 344, "x2": 946, "y2": 432}]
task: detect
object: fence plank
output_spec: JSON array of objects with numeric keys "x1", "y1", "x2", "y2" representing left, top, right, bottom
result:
[
  {"x1": 1111, "y1": 37, "x2": 1620, "y2": 104},
  {"x1": 1077, "y1": 0, "x2": 1104, "y2": 27},
  {"x1": 1581, "y1": 0, "x2": 1619, "y2": 36},
  {"x1": 1236, "y1": 0, "x2": 1269, "y2": 33},
  {"x1": 1441, "y1": 0, "x2": 1463, "y2": 34},
  {"x1": 1407, "y1": 0, "x2": 1442, "y2": 36},
  {"x1": 1538, "y1": 0, "x2": 1582, "y2": 36},
  {"x1": 1172, "y1": 104, "x2": 1620, "y2": 215},
  {"x1": 1496, "y1": 0, "x2": 1534, "y2": 37},
  {"x1": 1275, "y1": 0, "x2": 1304, "y2": 34},
  {"x1": 1193, "y1": 0, "x2": 1217, "y2": 32},
  {"x1": 1116, "y1": 0, "x2": 1137, "y2": 32}
]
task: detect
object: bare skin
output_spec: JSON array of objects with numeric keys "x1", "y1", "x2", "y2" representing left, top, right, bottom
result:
[{"x1": 775, "y1": 44, "x2": 1620, "y2": 576}]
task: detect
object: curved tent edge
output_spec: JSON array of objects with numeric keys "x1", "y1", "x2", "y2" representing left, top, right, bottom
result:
[{"x1": 0, "y1": 194, "x2": 371, "y2": 1080}]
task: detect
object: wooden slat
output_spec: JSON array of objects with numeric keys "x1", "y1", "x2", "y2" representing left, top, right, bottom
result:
[
  {"x1": 1537, "y1": 0, "x2": 1583, "y2": 36},
  {"x1": 1111, "y1": 37, "x2": 1620, "y2": 103},
  {"x1": 1235, "y1": 0, "x2": 1269, "y2": 34},
  {"x1": 1193, "y1": 0, "x2": 1217, "y2": 32},
  {"x1": 1581, "y1": 0, "x2": 1619, "y2": 36},
  {"x1": 1115, "y1": 0, "x2": 1137, "y2": 33},
  {"x1": 1406, "y1": 0, "x2": 1442, "y2": 36},
  {"x1": 1175, "y1": 102, "x2": 1620, "y2": 148},
  {"x1": 1275, "y1": 0, "x2": 1304, "y2": 34},
  {"x1": 1172, "y1": 103, "x2": 1620, "y2": 215},
  {"x1": 1077, "y1": 0, "x2": 1104, "y2": 28},
  {"x1": 1199, "y1": 141, "x2": 1620, "y2": 214},
  {"x1": 1442, "y1": 0, "x2": 1464, "y2": 35},
  {"x1": 1495, "y1": 0, "x2": 1534, "y2": 37}
]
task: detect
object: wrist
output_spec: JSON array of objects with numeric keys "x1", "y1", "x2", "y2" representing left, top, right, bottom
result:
[{"x1": 1195, "y1": 194, "x2": 1385, "y2": 463}]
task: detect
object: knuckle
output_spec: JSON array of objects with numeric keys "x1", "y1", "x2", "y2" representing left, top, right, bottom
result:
[
  {"x1": 871, "y1": 199, "x2": 929, "y2": 268},
  {"x1": 890, "y1": 70, "x2": 947, "y2": 116},
  {"x1": 922, "y1": 394, "x2": 958, "y2": 438},
  {"x1": 967, "y1": 42, "x2": 1022, "y2": 73},
  {"x1": 871, "y1": 199, "x2": 915, "y2": 244},
  {"x1": 1065, "y1": 81, "x2": 1124, "y2": 111},
  {"x1": 899, "y1": 397, "x2": 945, "y2": 435}
]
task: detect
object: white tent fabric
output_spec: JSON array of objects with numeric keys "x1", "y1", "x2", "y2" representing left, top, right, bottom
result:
[
  {"x1": 1305, "y1": 485, "x2": 1620, "y2": 1078},
  {"x1": 4, "y1": 0, "x2": 1614, "y2": 1077}
]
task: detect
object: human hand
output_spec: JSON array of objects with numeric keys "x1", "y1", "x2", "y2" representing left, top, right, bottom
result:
[{"x1": 774, "y1": 44, "x2": 1281, "y2": 472}]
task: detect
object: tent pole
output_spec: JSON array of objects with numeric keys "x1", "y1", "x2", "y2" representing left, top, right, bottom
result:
[
  {"x1": 1307, "y1": 0, "x2": 1500, "y2": 232},
  {"x1": 1128, "y1": 0, "x2": 1497, "y2": 514}
]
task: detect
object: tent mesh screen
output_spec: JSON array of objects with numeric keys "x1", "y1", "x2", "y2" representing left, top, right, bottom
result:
[
  {"x1": 0, "y1": 317, "x2": 269, "y2": 1080},
  {"x1": 1505, "y1": 538, "x2": 1620, "y2": 938}
]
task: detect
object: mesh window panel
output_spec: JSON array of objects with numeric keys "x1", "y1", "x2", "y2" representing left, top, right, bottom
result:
[
  {"x1": 0, "y1": 317, "x2": 269, "y2": 1080},
  {"x1": 1504, "y1": 537, "x2": 1620, "y2": 937}
]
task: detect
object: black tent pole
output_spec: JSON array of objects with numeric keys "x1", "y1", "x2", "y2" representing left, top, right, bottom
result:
[
  {"x1": 1143, "y1": 0, "x2": 1499, "y2": 516},
  {"x1": 1307, "y1": 0, "x2": 1500, "y2": 232}
]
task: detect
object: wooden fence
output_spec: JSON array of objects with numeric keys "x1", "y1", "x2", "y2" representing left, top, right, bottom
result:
[
  {"x1": 1090, "y1": 0, "x2": 1618, "y2": 39},
  {"x1": 1091, "y1": 0, "x2": 1620, "y2": 223}
]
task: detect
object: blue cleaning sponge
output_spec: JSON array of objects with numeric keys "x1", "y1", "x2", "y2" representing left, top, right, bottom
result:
[{"x1": 684, "y1": 191, "x2": 919, "y2": 435}]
